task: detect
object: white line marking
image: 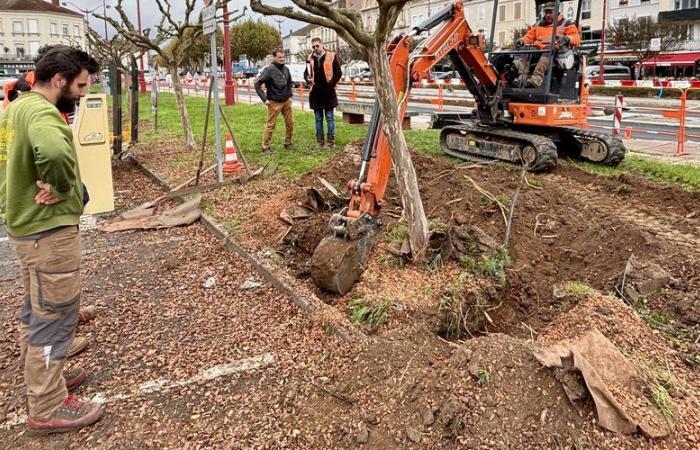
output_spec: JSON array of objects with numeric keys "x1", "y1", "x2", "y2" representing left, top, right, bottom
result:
[{"x1": 0, "y1": 353, "x2": 274, "y2": 429}]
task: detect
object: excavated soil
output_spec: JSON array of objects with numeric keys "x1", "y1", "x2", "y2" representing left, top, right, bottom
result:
[{"x1": 235, "y1": 143, "x2": 700, "y2": 338}]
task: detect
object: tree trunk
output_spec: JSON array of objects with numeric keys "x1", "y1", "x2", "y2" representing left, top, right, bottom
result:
[
  {"x1": 169, "y1": 65, "x2": 196, "y2": 150},
  {"x1": 366, "y1": 46, "x2": 429, "y2": 257}
]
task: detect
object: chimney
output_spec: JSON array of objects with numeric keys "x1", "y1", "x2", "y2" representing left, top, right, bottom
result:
[{"x1": 52, "y1": 0, "x2": 60, "y2": 6}]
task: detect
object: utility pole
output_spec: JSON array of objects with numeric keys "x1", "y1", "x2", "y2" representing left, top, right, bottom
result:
[
  {"x1": 273, "y1": 17, "x2": 285, "y2": 45},
  {"x1": 598, "y1": 0, "x2": 607, "y2": 84},
  {"x1": 102, "y1": 0, "x2": 109, "y2": 41},
  {"x1": 136, "y1": 0, "x2": 146, "y2": 93},
  {"x1": 223, "y1": 3, "x2": 235, "y2": 105}
]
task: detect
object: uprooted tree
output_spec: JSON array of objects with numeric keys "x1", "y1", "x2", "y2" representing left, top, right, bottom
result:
[
  {"x1": 96, "y1": 0, "x2": 205, "y2": 149},
  {"x1": 251, "y1": 0, "x2": 429, "y2": 255}
]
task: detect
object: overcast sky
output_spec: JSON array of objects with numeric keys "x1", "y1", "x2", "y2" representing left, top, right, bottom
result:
[{"x1": 74, "y1": 0, "x2": 306, "y2": 39}]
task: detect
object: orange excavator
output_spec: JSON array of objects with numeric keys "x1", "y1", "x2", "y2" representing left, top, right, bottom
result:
[{"x1": 310, "y1": 0, "x2": 625, "y2": 294}]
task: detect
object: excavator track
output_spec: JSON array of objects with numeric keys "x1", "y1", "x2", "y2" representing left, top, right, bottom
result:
[
  {"x1": 560, "y1": 127, "x2": 626, "y2": 166},
  {"x1": 440, "y1": 123, "x2": 559, "y2": 172}
]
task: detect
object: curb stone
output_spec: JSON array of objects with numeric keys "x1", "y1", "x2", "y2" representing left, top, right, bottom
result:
[{"x1": 125, "y1": 155, "x2": 362, "y2": 343}]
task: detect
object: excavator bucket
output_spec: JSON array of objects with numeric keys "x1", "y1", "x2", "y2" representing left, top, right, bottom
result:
[{"x1": 310, "y1": 234, "x2": 376, "y2": 295}]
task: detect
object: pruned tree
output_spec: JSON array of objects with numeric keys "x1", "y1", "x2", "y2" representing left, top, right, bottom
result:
[
  {"x1": 250, "y1": 0, "x2": 429, "y2": 255},
  {"x1": 86, "y1": 28, "x2": 135, "y2": 71},
  {"x1": 608, "y1": 16, "x2": 686, "y2": 67},
  {"x1": 96, "y1": 0, "x2": 205, "y2": 149},
  {"x1": 230, "y1": 18, "x2": 281, "y2": 64},
  {"x1": 153, "y1": 27, "x2": 225, "y2": 73}
]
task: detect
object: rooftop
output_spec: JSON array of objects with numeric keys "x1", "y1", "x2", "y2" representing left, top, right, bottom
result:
[{"x1": 0, "y1": 0, "x2": 82, "y2": 17}]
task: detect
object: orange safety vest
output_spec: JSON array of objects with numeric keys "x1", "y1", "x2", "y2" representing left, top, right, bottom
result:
[
  {"x1": 1, "y1": 71, "x2": 35, "y2": 110},
  {"x1": 523, "y1": 14, "x2": 581, "y2": 49},
  {"x1": 307, "y1": 51, "x2": 335, "y2": 83}
]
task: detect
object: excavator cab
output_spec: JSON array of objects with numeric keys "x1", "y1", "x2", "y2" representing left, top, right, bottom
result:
[{"x1": 488, "y1": 0, "x2": 584, "y2": 102}]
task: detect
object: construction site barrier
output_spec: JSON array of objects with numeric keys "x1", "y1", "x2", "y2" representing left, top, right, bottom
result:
[
  {"x1": 587, "y1": 90, "x2": 697, "y2": 157},
  {"x1": 159, "y1": 78, "x2": 696, "y2": 158}
]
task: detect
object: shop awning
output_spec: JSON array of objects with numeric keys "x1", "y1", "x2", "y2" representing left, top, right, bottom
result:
[{"x1": 640, "y1": 52, "x2": 700, "y2": 67}]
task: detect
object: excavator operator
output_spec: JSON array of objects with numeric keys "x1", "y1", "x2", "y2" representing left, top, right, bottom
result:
[{"x1": 514, "y1": 1, "x2": 581, "y2": 88}]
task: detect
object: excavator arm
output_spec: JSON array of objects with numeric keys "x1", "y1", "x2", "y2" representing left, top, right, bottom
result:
[{"x1": 310, "y1": 1, "x2": 502, "y2": 294}]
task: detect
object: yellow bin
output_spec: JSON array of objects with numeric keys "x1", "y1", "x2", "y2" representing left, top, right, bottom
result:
[{"x1": 73, "y1": 94, "x2": 115, "y2": 215}]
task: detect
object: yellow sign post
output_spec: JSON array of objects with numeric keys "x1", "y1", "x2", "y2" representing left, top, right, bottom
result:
[{"x1": 73, "y1": 94, "x2": 115, "y2": 214}]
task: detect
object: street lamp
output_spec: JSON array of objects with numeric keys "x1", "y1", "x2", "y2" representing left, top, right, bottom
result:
[{"x1": 62, "y1": 2, "x2": 99, "y2": 51}]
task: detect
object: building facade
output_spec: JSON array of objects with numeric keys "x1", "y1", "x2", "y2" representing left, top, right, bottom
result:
[{"x1": 0, "y1": 0, "x2": 87, "y2": 74}]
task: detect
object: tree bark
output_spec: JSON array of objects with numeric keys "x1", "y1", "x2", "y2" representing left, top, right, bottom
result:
[
  {"x1": 169, "y1": 65, "x2": 196, "y2": 150},
  {"x1": 366, "y1": 46, "x2": 429, "y2": 257}
]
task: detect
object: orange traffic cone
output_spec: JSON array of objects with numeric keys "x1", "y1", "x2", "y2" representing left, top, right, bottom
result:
[{"x1": 223, "y1": 133, "x2": 243, "y2": 174}]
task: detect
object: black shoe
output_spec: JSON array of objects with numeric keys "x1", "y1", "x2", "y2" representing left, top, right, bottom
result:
[
  {"x1": 283, "y1": 143, "x2": 293, "y2": 150},
  {"x1": 261, "y1": 147, "x2": 273, "y2": 155}
]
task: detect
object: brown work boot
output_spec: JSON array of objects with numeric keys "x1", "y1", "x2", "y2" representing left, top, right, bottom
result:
[
  {"x1": 316, "y1": 135, "x2": 325, "y2": 147},
  {"x1": 78, "y1": 305, "x2": 96, "y2": 324},
  {"x1": 325, "y1": 134, "x2": 335, "y2": 148},
  {"x1": 26, "y1": 395, "x2": 103, "y2": 435},
  {"x1": 64, "y1": 367, "x2": 88, "y2": 392},
  {"x1": 67, "y1": 336, "x2": 89, "y2": 358}
]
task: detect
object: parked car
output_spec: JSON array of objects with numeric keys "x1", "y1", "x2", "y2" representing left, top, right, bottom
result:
[
  {"x1": 287, "y1": 63, "x2": 307, "y2": 88},
  {"x1": 433, "y1": 70, "x2": 458, "y2": 80},
  {"x1": 585, "y1": 65, "x2": 632, "y2": 81},
  {"x1": 358, "y1": 70, "x2": 372, "y2": 80}
]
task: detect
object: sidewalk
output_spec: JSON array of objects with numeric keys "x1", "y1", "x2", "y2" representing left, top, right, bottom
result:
[{"x1": 0, "y1": 160, "x2": 351, "y2": 448}]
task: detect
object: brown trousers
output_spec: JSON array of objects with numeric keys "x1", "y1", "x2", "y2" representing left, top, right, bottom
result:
[
  {"x1": 262, "y1": 98, "x2": 294, "y2": 149},
  {"x1": 10, "y1": 226, "x2": 81, "y2": 418}
]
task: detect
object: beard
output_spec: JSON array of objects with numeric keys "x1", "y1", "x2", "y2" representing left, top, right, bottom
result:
[{"x1": 56, "y1": 85, "x2": 78, "y2": 114}]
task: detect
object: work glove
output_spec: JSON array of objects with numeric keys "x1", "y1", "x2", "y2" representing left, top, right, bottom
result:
[
  {"x1": 557, "y1": 36, "x2": 570, "y2": 47},
  {"x1": 515, "y1": 38, "x2": 525, "y2": 48}
]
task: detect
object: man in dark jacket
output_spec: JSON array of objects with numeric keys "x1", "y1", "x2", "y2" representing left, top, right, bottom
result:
[
  {"x1": 254, "y1": 49, "x2": 294, "y2": 154},
  {"x1": 304, "y1": 37, "x2": 342, "y2": 148}
]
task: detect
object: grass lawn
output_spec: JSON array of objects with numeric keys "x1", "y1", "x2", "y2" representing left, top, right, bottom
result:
[{"x1": 135, "y1": 92, "x2": 700, "y2": 190}]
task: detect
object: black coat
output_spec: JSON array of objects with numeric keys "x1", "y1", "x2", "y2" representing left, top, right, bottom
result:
[
  {"x1": 303, "y1": 52, "x2": 342, "y2": 111},
  {"x1": 254, "y1": 63, "x2": 293, "y2": 102}
]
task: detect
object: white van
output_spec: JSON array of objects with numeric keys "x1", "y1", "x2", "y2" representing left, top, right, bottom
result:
[
  {"x1": 586, "y1": 65, "x2": 632, "y2": 81},
  {"x1": 287, "y1": 63, "x2": 307, "y2": 88}
]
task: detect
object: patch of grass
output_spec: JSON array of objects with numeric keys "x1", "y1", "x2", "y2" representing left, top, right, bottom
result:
[
  {"x1": 378, "y1": 253, "x2": 406, "y2": 269},
  {"x1": 494, "y1": 194, "x2": 512, "y2": 207},
  {"x1": 348, "y1": 298, "x2": 390, "y2": 328},
  {"x1": 458, "y1": 255, "x2": 478, "y2": 272},
  {"x1": 577, "y1": 154, "x2": 700, "y2": 192},
  {"x1": 137, "y1": 93, "x2": 367, "y2": 178},
  {"x1": 562, "y1": 281, "x2": 594, "y2": 296},
  {"x1": 480, "y1": 248, "x2": 509, "y2": 282},
  {"x1": 383, "y1": 224, "x2": 409, "y2": 244},
  {"x1": 477, "y1": 368, "x2": 491, "y2": 387},
  {"x1": 427, "y1": 252, "x2": 443, "y2": 273},
  {"x1": 428, "y1": 218, "x2": 448, "y2": 232},
  {"x1": 572, "y1": 441, "x2": 585, "y2": 450},
  {"x1": 527, "y1": 177, "x2": 543, "y2": 188},
  {"x1": 480, "y1": 195, "x2": 495, "y2": 208},
  {"x1": 650, "y1": 384, "x2": 675, "y2": 422},
  {"x1": 222, "y1": 214, "x2": 247, "y2": 236}
]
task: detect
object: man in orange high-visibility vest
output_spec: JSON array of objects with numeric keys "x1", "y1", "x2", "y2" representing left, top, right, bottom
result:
[
  {"x1": 514, "y1": 1, "x2": 581, "y2": 88},
  {"x1": 304, "y1": 37, "x2": 342, "y2": 148}
]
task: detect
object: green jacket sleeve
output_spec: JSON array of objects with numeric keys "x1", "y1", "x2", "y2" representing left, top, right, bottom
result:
[{"x1": 29, "y1": 105, "x2": 76, "y2": 199}]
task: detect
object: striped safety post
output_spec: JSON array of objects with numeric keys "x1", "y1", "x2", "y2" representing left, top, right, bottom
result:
[
  {"x1": 248, "y1": 83, "x2": 252, "y2": 105},
  {"x1": 675, "y1": 89, "x2": 690, "y2": 157},
  {"x1": 612, "y1": 94, "x2": 623, "y2": 137}
]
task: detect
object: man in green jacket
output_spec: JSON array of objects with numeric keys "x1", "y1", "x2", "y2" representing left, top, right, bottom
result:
[{"x1": 0, "y1": 46, "x2": 102, "y2": 435}]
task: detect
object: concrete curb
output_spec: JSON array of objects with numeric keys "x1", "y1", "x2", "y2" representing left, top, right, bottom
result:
[{"x1": 124, "y1": 155, "x2": 361, "y2": 343}]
